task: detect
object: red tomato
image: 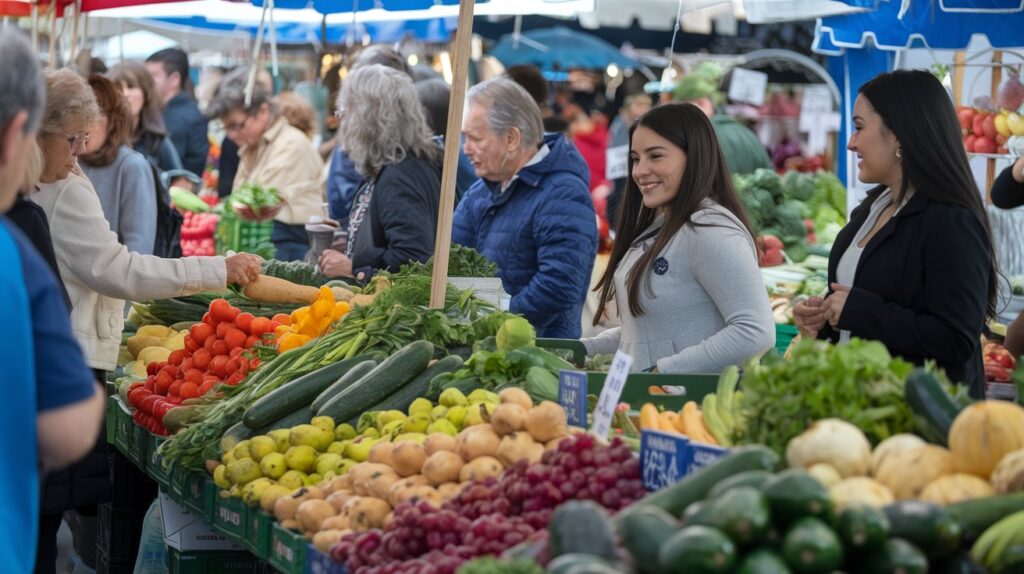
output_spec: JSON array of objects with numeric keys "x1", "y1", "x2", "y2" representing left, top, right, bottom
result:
[
  {"x1": 180, "y1": 358, "x2": 194, "y2": 372},
  {"x1": 269, "y1": 320, "x2": 282, "y2": 331},
  {"x1": 271, "y1": 313, "x2": 291, "y2": 326},
  {"x1": 160, "y1": 365, "x2": 179, "y2": 380},
  {"x1": 133, "y1": 410, "x2": 145, "y2": 424},
  {"x1": 228, "y1": 347, "x2": 245, "y2": 359},
  {"x1": 249, "y1": 316, "x2": 272, "y2": 337},
  {"x1": 168, "y1": 380, "x2": 184, "y2": 397},
  {"x1": 157, "y1": 361, "x2": 169, "y2": 371},
  {"x1": 198, "y1": 381, "x2": 214, "y2": 395},
  {"x1": 210, "y1": 355, "x2": 229, "y2": 374},
  {"x1": 238, "y1": 358, "x2": 250, "y2": 376},
  {"x1": 184, "y1": 334, "x2": 199, "y2": 353},
  {"x1": 202, "y1": 311, "x2": 216, "y2": 326},
  {"x1": 190, "y1": 322, "x2": 214, "y2": 344},
  {"x1": 154, "y1": 400, "x2": 174, "y2": 420},
  {"x1": 128, "y1": 387, "x2": 149, "y2": 407},
  {"x1": 245, "y1": 335, "x2": 259, "y2": 348},
  {"x1": 168, "y1": 350, "x2": 186, "y2": 366},
  {"x1": 179, "y1": 382, "x2": 200, "y2": 399},
  {"x1": 155, "y1": 371, "x2": 175, "y2": 393},
  {"x1": 219, "y1": 357, "x2": 240, "y2": 378},
  {"x1": 165, "y1": 395, "x2": 183, "y2": 405},
  {"x1": 212, "y1": 340, "x2": 229, "y2": 357},
  {"x1": 216, "y1": 321, "x2": 233, "y2": 339},
  {"x1": 183, "y1": 369, "x2": 204, "y2": 385},
  {"x1": 224, "y1": 328, "x2": 246, "y2": 350},
  {"x1": 249, "y1": 358, "x2": 261, "y2": 370},
  {"x1": 191, "y1": 349, "x2": 212, "y2": 370},
  {"x1": 140, "y1": 394, "x2": 162, "y2": 415},
  {"x1": 210, "y1": 299, "x2": 240, "y2": 323},
  {"x1": 235, "y1": 312, "x2": 255, "y2": 334},
  {"x1": 144, "y1": 378, "x2": 156, "y2": 392},
  {"x1": 224, "y1": 372, "x2": 245, "y2": 386},
  {"x1": 202, "y1": 374, "x2": 221, "y2": 385},
  {"x1": 146, "y1": 362, "x2": 160, "y2": 376},
  {"x1": 203, "y1": 335, "x2": 218, "y2": 353}
]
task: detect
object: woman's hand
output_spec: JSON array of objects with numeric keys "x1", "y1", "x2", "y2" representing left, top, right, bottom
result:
[
  {"x1": 225, "y1": 253, "x2": 262, "y2": 285},
  {"x1": 793, "y1": 296, "x2": 826, "y2": 338},
  {"x1": 319, "y1": 249, "x2": 354, "y2": 278},
  {"x1": 822, "y1": 283, "x2": 852, "y2": 327}
]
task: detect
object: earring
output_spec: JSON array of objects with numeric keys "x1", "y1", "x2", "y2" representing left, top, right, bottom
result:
[{"x1": 895, "y1": 148, "x2": 902, "y2": 159}]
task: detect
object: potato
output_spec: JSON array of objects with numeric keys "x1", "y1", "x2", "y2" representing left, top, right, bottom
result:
[
  {"x1": 459, "y1": 456, "x2": 504, "y2": 482},
  {"x1": 456, "y1": 425, "x2": 500, "y2": 461},
  {"x1": 391, "y1": 443, "x2": 428, "y2": 477},
  {"x1": 312, "y1": 530, "x2": 347, "y2": 553},
  {"x1": 490, "y1": 403, "x2": 528, "y2": 436},
  {"x1": 346, "y1": 497, "x2": 391, "y2": 531},
  {"x1": 422, "y1": 451, "x2": 464, "y2": 486},
  {"x1": 424, "y1": 433, "x2": 457, "y2": 456},
  {"x1": 387, "y1": 476, "x2": 429, "y2": 507},
  {"x1": 320, "y1": 515, "x2": 350, "y2": 531},
  {"x1": 326, "y1": 490, "x2": 355, "y2": 513},
  {"x1": 296, "y1": 499, "x2": 336, "y2": 533}
]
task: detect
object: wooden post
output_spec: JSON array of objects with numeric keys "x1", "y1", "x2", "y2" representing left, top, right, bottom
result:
[
  {"x1": 429, "y1": 0, "x2": 476, "y2": 309},
  {"x1": 987, "y1": 50, "x2": 1003, "y2": 203},
  {"x1": 952, "y1": 51, "x2": 966, "y2": 107}
]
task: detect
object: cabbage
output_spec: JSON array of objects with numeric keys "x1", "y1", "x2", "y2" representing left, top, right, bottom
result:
[{"x1": 496, "y1": 317, "x2": 536, "y2": 351}]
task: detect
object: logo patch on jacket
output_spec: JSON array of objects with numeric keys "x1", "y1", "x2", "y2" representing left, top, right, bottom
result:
[{"x1": 653, "y1": 257, "x2": 669, "y2": 275}]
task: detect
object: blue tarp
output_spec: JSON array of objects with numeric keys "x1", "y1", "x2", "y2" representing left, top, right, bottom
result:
[
  {"x1": 148, "y1": 15, "x2": 455, "y2": 43},
  {"x1": 489, "y1": 26, "x2": 639, "y2": 70},
  {"x1": 250, "y1": 0, "x2": 471, "y2": 14}
]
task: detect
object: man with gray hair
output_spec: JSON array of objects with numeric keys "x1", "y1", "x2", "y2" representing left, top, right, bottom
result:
[
  {"x1": 453, "y1": 78, "x2": 598, "y2": 338},
  {"x1": 0, "y1": 27, "x2": 103, "y2": 572}
]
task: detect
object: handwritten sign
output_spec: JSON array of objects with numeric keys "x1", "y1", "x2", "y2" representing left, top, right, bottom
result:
[
  {"x1": 687, "y1": 441, "x2": 729, "y2": 475},
  {"x1": 640, "y1": 429, "x2": 690, "y2": 491},
  {"x1": 727, "y1": 68, "x2": 768, "y2": 106},
  {"x1": 558, "y1": 370, "x2": 589, "y2": 427},
  {"x1": 590, "y1": 350, "x2": 632, "y2": 439},
  {"x1": 606, "y1": 144, "x2": 628, "y2": 180}
]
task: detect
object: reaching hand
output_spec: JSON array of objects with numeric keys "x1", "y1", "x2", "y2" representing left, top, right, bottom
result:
[
  {"x1": 822, "y1": 283, "x2": 852, "y2": 327},
  {"x1": 225, "y1": 253, "x2": 262, "y2": 285},
  {"x1": 793, "y1": 296, "x2": 826, "y2": 339},
  {"x1": 319, "y1": 249, "x2": 354, "y2": 278}
]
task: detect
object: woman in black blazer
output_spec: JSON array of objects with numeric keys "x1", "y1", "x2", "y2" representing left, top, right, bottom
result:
[{"x1": 793, "y1": 70, "x2": 998, "y2": 398}]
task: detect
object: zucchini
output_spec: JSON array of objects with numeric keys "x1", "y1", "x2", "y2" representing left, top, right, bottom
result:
[
  {"x1": 780, "y1": 517, "x2": 843, "y2": 573},
  {"x1": 854, "y1": 538, "x2": 928, "y2": 574},
  {"x1": 703, "y1": 486, "x2": 771, "y2": 547},
  {"x1": 658, "y1": 525, "x2": 736, "y2": 574},
  {"x1": 834, "y1": 504, "x2": 889, "y2": 550},
  {"x1": 884, "y1": 500, "x2": 962, "y2": 559},
  {"x1": 617, "y1": 507, "x2": 680, "y2": 574},
  {"x1": 547, "y1": 554, "x2": 617, "y2": 574},
  {"x1": 615, "y1": 445, "x2": 779, "y2": 524},
  {"x1": 220, "y1": 421, "x2": 255, "y2": 456},
  {"x1": 316, "y1": 341, "x2": 434, "y2": 422},
  {"x1": 905, "y1": 368, "x2": 963, "y2": 446},
  {"x1": 735, "y1": 549, "x2": 790, "y2": 574},
  {"x1": 947, "y1": 492, "x2": 1024, "y2": 544},
  {"x1": 358, "y1": 355, "x2": 463, "y2": 418},
  {"x1": 252, "y1": 403, "x2": 313, "y2": 435},
  {"x1": 242, "y1": 352, "x2": 383, "y2": 429},
  {"x1": 548, "y1": 501, "x2": 617, "y2": 562},
  {"x1": 707, "y1": 470, "x2": 774, "y2": 498},
  {"x1": 761, "y1": 469, "x2": 833, "y2": 526},
  {"x1": 310, "y1": 360, "x2": 379, "y2": 413}
]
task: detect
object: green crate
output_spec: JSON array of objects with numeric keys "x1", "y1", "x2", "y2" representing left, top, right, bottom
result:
[
  {"x1": 245, "y1": 509, "x2": 275, "y2": 558},
  {"x1": 586, "y1": 372, "x2": 719, "y2": 412},
  {"x1": 269, "y1": 522, "x2": 308, "y2": 574},
  {"x1": 537, "y1": 338, "x2": 587, "y2": 367},
  {"x1": 203, "y1": 479, "x2": 220, "y2": 523},
  {"x1": 176, "y1": 470, "x2": 212, "y2": 516},
  {"x1": 167, "y1": 548, "x2": 258, "y2": 574},
  {"x1": 211, "y1": 495, "x2": 248, "y2": 541},
  {"x1": 146, "y1": 434, "x2": 172, "y2": 490},
  {"x1": 216, "y1": 212, "x2": 274, "y2": 257},
  {"x1": 775, "y1": 323, "x2": 799, "y2": 356},
  {"x1": 106, "y1": 396, "x2": 125, "y2": 452},
  {"x1": 125, "y1": 418, "x2": 149, "y2": 467}
]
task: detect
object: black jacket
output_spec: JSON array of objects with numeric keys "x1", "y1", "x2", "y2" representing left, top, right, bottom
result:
[
  {"x1": 351, "y1": 155, "x2": 441, "y2": 278},
  {"x1": 6, "y1": 197, "x2": 69, "y2": 308},
  {"x1": 163, "y1": 92, "x2": 209, "y2": 177},
  {"x1": 990, "y1": 165, "x2": 1024, "y2": 209},
  {"x1": 820, "y1": 188, "x2": 991, "y2": 397}
]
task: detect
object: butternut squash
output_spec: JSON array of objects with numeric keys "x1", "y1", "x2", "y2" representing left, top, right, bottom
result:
[{"x1": 243, "y1": 274, "x2": 320, "y2": 304}]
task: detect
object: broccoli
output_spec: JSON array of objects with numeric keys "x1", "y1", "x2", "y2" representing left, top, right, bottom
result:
[
  {"x1": 782, "y1": 171, "x2": 816, "y2": 201},
  {"x1": 785, "y1": 241, "x2": 809, "y2": 263},
  {"x1": 774, "y1": 202, "x2": 807, "y2": 243},
  {"x1": 750, "y1": 168, "x2": 783, "y2": 200}
]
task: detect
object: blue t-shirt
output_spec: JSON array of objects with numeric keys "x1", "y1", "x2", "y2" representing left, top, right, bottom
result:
[{"x1": 0, "y1": 217, "x2": 96, "y2": 572}]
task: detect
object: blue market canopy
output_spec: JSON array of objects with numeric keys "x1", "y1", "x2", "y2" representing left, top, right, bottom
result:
[
  {"x1": 148, "y1": 15, "x2": 454, "y2": 43},
  {"x1": 489, "y1": 26, "x2": 639, "y2": 70},
  {"x1": 250, "y1": 0, "x2": 477, "y2": 13},
  {"x1": 814, "y1": 0, "x2": 1024, "y2": 55}
]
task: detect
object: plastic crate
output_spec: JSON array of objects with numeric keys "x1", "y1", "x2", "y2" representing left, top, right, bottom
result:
[
  {"x1": 146, "y1": 434, "x2": 172, "y2": 490},
  {"x1": 308, "y1": 546, "x2": 346, "y2": 574},
  {"x1": 95, "y1": 546, "x2": 137, "y2": 574},
  {"x1": 775, "y1": 323, "x2": 799, "y2": 356},
  {"x1": 167, "y1": 548, "x2": 259, "y2": 574},
  {"x1": 124, "y1": 415, "x2": 149, "y2": 467},
  {"x1": 97, "y1": 503, "x2": 145, "y2": 561},
  {"x1": 173, "y1": 469, "x2": 213, "y2": 516},
  {"x1": 216, "y1": 212, "x2": 275, "y2": 257},
  {"x1": 108, "y1": 449, "x2": 159, "y2": 512},
  {"x1": 108, "y1": 396, "x2": 133, "y2": 456},
  {"x1": 270, "y1": 522, "x2": 308, "y2": 574},
  {"x1": 245, "y1": 509, "x2": 275, "y2": 559},
  {"x1": 211, "y1": 494, "x2": 248, "y2": 540}
]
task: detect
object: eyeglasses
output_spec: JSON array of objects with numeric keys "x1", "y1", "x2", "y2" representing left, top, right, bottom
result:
[
  {"x1": 224, "y1": 115, "x2": 253, "y2": 133},
  {"x1": 58, "y1": 132, "x2": 89, "y2": 151}
]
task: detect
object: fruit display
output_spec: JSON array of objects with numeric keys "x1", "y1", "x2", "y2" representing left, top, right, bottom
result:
[
  {"x1": 271, "y1": 285, "x2": 351, "y2": 352},
  {"x1": 985, "y1": 342, "x2": 1017, "y2": 384},
  {"x1": 958, "y1": 101, "x2": 1024, "y2": 155},
  {"x1": 179, "y1": 211, "x2": 218, "y2": 256},
  {"x1": 122, "y1": 324, "x2": 188, "y2": 377},
  {"x1": 637, "y1": 366, "x2": 743, "y2": 446}
]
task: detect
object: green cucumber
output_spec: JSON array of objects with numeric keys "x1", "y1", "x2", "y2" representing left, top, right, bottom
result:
[
  {"x1": 548, "y1": 501, "x2": 617, "y2": 562},
  {"x1": 242, "y1": 352, "x2": 382, "y2": 429},
  {"x1": 884, "y1": 500, "x2": 962, "y2": 559},
  {"x1": 904, "y1": 368, "x2": 963, "y2": 446},
  {"x1": 780, "y1": 517, "x2": 843, "y2": 573},
  {"x1": 360, "y1": 355, "x2": 464, "y2": 417},
  {"x1": 617, "y1": 507, "x2": 679, "y2": 574},
  {"x1": 547, "y1": 554, "x2": 617, "y2": 574},
  {"x1": 316, "y1": 341, "x2": 434, "y2": 422},
  {"x1": 682, "y1": 499, "x2": 717, "y2": 527},
  {"x1": 615, "y1": 445, "x2": 779, "y2": 524},
  {"x1": 696, "y1": 487, "x2": 771, "y2": 547},
  {"x1": 834, "y1": 504, "x2": 889, "y2": 550},
  {"x1": 947, "y1": 492, "x2": 1024, "y2": 544},
  {"x1": 854, "y1": 538, "x2": 928, "y2": 574},
  {"x1": 252, "y1": 403, "x2": 313, "y2": 434},
  {"x1": 220, "y1": 421, "x2": 255, "y2": 456},
  {"x1": 310, "y1": 360, "x2": 379, "y2": 413},
  {"x1": 707, "y1": 470, "x2": 774, "y2": 499},
  {"x1": 762, "y1": 469, "x2": 833, "y2": 526},
  {"x1": 736, "y1": 549, "x2": 791, "y2": 574},
  {"x1": 658, "y1": 525, "x2": 737, "y2": 573}
]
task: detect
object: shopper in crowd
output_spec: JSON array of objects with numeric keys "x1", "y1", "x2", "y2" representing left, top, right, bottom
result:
[
  {"x1": 107, "y1": 61, "x2": 192, "y2": 187},
  {"x1": 581, "y1": 103, "x2": 774, "y2": 372},
  {"x1": 326, "y1": 45, "x2": 410, "y2": 226},
  {"x1": 606, "y1": 92, "x2": 652, "y2": 227},
  {"x1": 0, "y1": 29, "x2": 104, "y2": 573},
  {"x1": 989, "y1": 156, "x2": 1024, "y2": 358},
  {"x1": 414, "y1": 77, "x2": 478, "y2": 198},
  {"x1": 793, "y1": 70, "x2": 997, "y2": 398},
  {"x1": 453, "y1": 78, "x2": 598, "y2": 338},
  {"x1": 80, "y1": 75, "x2": 158, "y2": 256},
  {"x1": 507, "y1": 64, "x2": 564, "y2": 135},
  {"x1": 274, "y1": 91, "x2": 317, "y2": 139},
  {"x1": 208, "y1": 69, "x2": 325, "y2": 261},
  {"x1": 145, "y1": 48, "x2": 209, "y2": 178},
  {"x1": 673, "y1": 73, "x2": 772, "y2": 176},
  {"x1": 33, "y1": 68, "x2": 262, "y2": 569},
  {"x1": 318, "y1": 65, "x2": 441, "y2": 279}
]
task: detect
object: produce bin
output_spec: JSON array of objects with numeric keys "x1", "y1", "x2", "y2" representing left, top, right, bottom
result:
[
  {"x1": 167, "y1": 548, "x2": 258, "y2": 574},
  {"x1": 308, "y1": 546, "x2": 345, "y2": 574},
  {"x1": 174, "y1": 469, "x2": 214, "y2": 518},
  {"x1": 146, "y1": 433, "x2": 171, "y2": 491},
  {"x1": 270, "y1": 523, "x2": 308, "y2": 574},
  {"x1": 211, "y1": 494, "x2": 247, "y2": 541},
  {"x1": 106, "y1": 395, "x2": 126, "y2": 453},
  {"x1": 587, "y1": 372, "x2": 719, "y2": 411},
  {"x1": 216, "y1": 212, "x2": 274, "y2": 257},
  {"x1": 245, "y1": 509, "x2": 275, "y2": 559},
  {"x1": 125, "y1": 418, "x2": 149, "y2": 466},
  {"x1": 775, "y1": 323, "x2": 799, "y2": 356}
]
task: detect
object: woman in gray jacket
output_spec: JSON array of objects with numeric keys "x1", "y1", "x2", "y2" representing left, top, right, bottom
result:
[{"x1": 582, "y1": 103, "x2": 774, "y2": 373}]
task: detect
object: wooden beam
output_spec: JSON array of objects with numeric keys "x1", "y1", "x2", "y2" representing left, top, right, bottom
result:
[
  {"x1": 952, "y1": 51, "x2": 966, "y2": 107},
  {"x1": 987, "y1": 50, "x2": 1003, "y2": 203},
  {"x1": 429, "y1": 0, "x2": 476, "y2": 309}
]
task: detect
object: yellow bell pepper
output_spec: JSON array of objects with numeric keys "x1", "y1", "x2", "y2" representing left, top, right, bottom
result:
[
  {"x1": 277, "y1": 332, "x2": 311, "y2": 352},
  {"x1": 331, "y1": 301, "x2": 350, "y2": 321}
]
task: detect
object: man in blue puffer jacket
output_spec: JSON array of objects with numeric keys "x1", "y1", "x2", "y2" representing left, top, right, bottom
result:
[{"x1": 453, "y1": 78, "x2": 598, "y2": 339}]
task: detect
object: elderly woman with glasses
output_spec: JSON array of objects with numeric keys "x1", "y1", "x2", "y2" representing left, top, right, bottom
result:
[
  {"x1": 317, "y1": 64, "x2": 442, "y2": 280},
  {"x1": 209, "y1": 68, "x2": 325, "y2": 261}
]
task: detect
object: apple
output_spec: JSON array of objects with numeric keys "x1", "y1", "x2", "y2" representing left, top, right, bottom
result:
[
  {"x1": 973, "y1": 113, "x2": 988, "y2": 138},
  {"x1": 983, "y1": 114, "x2": 998, "y2": 140},
  {"x1": 974, "y1": 136, "x2": 997, "y2": 154},
  {"x1": 964, "y1": 134, "x2": 977, "y2": 152},
  {"x1": 958, "y1": 107, "x2": 976, "y2": 133}
]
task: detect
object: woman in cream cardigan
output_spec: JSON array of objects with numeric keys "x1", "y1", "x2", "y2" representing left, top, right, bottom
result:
[
  {"x1": 581, "y1": 104, "x2": 774, "y2": 373},
  {"x1": 34, "y1": 69, "x2": 261, "y2": 374}
]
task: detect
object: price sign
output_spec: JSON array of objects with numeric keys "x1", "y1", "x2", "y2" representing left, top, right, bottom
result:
[
  {"x1": 558, "y1": 370, "x2": 589, "y2": 427},
  {"x1": 640, "y1": 429, "x2": 690, "y2": 491},
  {"x1": 606, "y1": 144, "x2": 628, "y2": 180},
  {"x1": 727, "y1": 68, "x2": 768, "y2": 106},
  {"x1": 687, "y1": 441, "x2": 729, "y2": 475},
  {"x1": 589, "y1": 350, "x2": 632, "y2": 439}
]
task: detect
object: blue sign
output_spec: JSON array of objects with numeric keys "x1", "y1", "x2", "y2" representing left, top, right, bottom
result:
[
  {"x1": 308, "y1": 544, "x2": 346, "y2": 574},
  {"x1": 640, "y1": 429, "x2": 690, "y2": 491},
  {"x1": 688, "y1": 441, "x2": 729, "y2": 475},
  {"x1": 558, "y1": 370, "x2": 589, "y2": 427}
]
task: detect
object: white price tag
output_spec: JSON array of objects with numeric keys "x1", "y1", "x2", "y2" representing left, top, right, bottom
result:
[
  {"x1": 589, "y1": 350, "x2": 633, "y2": 439},
  {"x1": 605, "y1": 145, "x2": 629, "y2": 180},
  {"x1": 727, "y1": 68, "x2": 768, "y2": 106}
]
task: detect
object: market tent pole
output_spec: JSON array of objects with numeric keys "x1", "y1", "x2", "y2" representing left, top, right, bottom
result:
[
  {"x1": 48, "y1": 0, "x2": 57, "y2": 66},
  {"x1": 429, "y1": 0, "x2": 475, "y2": 309}
]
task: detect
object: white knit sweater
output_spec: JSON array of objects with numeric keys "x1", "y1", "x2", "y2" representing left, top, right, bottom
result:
[{"x1": 33, "y1": 169, "x2": 227, "y2": 371}]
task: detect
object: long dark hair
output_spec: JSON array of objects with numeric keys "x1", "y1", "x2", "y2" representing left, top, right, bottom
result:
[
  {"x1": 859, "y1": 70, "x2": 999, "y2": 318},
  {"x1": 593, "y1": 103, "x2": 755, "y2": 323},
  {"x1": 81, "y1": 75, "x2": 134, "y2": 167},
  {"x1": 107, "y1": 61, "x2": 166, "y2": 141}
]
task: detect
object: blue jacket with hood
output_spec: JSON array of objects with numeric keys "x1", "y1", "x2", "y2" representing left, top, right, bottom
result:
[{"x1": 452, "y1": 133, "x2": 598, "y2": 339}]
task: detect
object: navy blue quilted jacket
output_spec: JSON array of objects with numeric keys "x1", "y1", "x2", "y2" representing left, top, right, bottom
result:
[{"x1": 452, "y1": 133, "x2": 598, "y2": 338}]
